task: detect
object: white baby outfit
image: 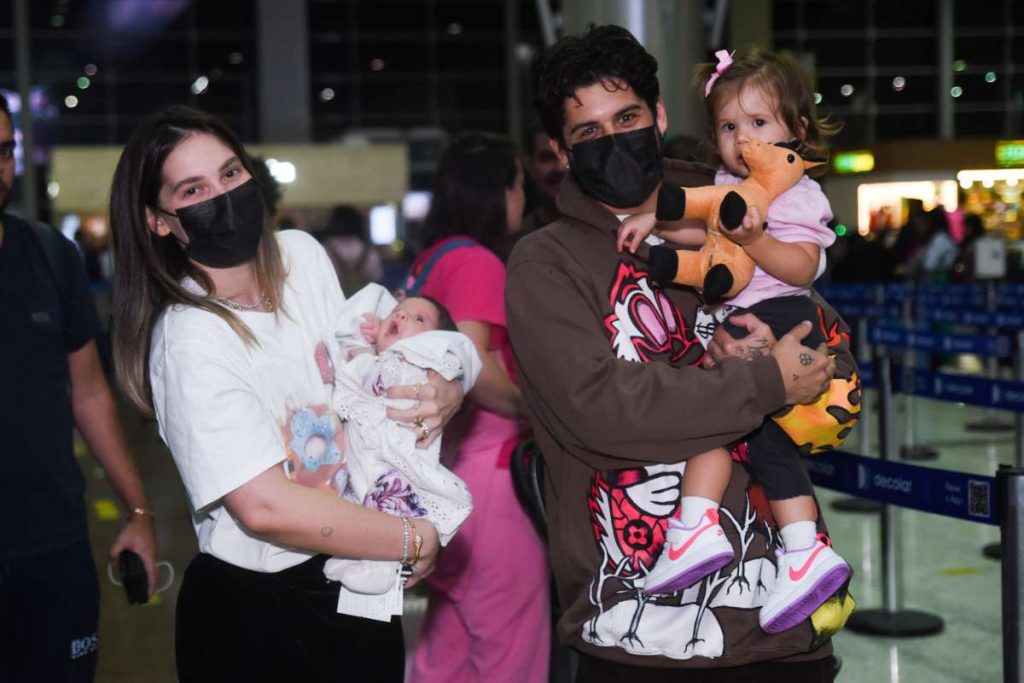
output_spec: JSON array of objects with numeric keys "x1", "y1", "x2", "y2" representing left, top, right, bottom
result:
[{"x1": 322, "y1": 284, "x2": 480, "y2": 593}]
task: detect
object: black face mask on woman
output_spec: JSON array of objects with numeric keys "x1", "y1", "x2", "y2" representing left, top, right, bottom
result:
[
  {"x1": 568, "y1": 125, "x2": 663, "y2": 209},
  {"x1": 160, "y1": 177, "x2": 266, "y2": 268}
]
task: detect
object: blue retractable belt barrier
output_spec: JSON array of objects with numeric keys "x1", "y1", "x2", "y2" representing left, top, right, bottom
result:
[
  {"x1": 889, "y1": 367, "x2": 1024, "y2": 411},
  {"x1": 870, "y1": 324, "x2": 1013, "y2": 357},
  {"x1": 808, "y1": 451, "x2": 997, "y2": 526},
  {"x1": 817, "y1": 282, "x2": 1023, "y2": 311},
  {"x1": 917, "y1": 307, "x2": 1024, "y2": 329},
  {"x1": 830, "y1": 303, "x2": 902, "y2": 321}
]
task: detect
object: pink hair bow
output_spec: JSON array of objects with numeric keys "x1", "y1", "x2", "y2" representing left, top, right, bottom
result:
[{"x1": 704, "y1": 50, "x2": 734, "y2": 97}]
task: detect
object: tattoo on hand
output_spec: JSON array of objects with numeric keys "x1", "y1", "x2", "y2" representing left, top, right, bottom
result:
[
  {"x1": 321, "y1": 526, "x2": 333, "y2": 538},
  {"x1": 735, "y1": 336, "x2": 770, "y2": 361},
  {"x1": 799, "y1": 352, "x2": 813, "y2": 366}
]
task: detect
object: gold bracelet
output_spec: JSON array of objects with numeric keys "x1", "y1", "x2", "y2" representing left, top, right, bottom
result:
[
  {"x1": 129, "y1": 507, "x2": 156, "y2": 518},
  {"x1": 408, "y1": 518, "x2": 423, "y2": 565}
]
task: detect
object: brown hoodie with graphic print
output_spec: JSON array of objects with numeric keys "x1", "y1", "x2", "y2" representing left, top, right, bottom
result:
[{"x1": 506, "y1": 159, "x2": 852, "y2": 669}]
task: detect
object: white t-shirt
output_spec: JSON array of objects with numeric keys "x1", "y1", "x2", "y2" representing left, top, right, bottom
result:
[{"x1": 150, "y1": 230, "x2": 356, "y2": 572}]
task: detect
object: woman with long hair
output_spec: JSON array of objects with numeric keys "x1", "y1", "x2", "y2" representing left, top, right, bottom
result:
[
  {"x1": 109, "y1": 105, "x2": 464, "y2": 680},
  {"x1": 408, "y1": 131, "x2": 550, "y2": 683}
]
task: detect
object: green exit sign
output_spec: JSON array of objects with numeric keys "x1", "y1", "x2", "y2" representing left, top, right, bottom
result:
[
  {"x1": 996, "y1": 140, "x2": 1024, "y2": 167},
  {"x1": 833, "y1": 151, "x2": 875, "y2": 174}
]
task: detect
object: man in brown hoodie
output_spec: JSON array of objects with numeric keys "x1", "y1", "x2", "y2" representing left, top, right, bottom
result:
[{"x1": 507, "y1": 25, "x2": 852, "y2": 682}]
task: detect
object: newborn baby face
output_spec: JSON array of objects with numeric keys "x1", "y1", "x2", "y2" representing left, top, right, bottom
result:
[{"x1": 377, "y1": 297, "x2": 440, "y2": 351}]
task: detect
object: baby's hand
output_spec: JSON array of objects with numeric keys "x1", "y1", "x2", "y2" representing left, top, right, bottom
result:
[
  {"x1": 617, "y1": 212, "x2": 658, "y2": 254},
  {"x1": 723, "y1": 204, "x2": 764, "y2": 246},
  {"x1": 359, "y1": 313, "x2": 381, "y2": 344}
]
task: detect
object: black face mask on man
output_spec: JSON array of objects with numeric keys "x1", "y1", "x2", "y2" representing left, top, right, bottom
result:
[
  {"x1": 568, "y1": 125, "x2": 663, "y2": 209},
  {"x1": 160, "y1": 177, "x2": 266, "y2": 268}
]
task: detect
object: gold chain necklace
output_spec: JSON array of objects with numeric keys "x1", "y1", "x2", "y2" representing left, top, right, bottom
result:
[{"x1": 215, "y1": 292, "x2": 273, "y2": 312}]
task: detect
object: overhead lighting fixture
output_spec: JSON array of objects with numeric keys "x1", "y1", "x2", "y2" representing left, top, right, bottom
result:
[
  {"x1": 958, "y1": 169, "x2": 1024, "y2": 184},
  {"x1": 833, "y1": 151, "x2": 875, "y2": 174},
  {"x1": 266, "y1": 159, "x2": 296, "y2": 184}
]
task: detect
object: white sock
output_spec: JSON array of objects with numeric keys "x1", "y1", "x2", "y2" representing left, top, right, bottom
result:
[
  {"x1": 779, "y1": 520, "x2": 817, "y2": 551},
  {"x1": 679, "y1": 496, "x2": 718, "y2": 528}
]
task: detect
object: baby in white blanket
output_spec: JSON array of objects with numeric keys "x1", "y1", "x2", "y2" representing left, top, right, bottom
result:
[{"x1": 323, "y1": 284, "x2": 480, "y2": 594}]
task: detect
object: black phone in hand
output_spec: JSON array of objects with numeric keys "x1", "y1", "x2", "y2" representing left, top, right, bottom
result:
[{"x1": 119, "y1": 550, "x2": 148, "y2": 605}]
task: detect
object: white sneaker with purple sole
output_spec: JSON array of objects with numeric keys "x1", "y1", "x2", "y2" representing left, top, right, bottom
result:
[
  {"x1": 644, "y1": 508, "x2": 734, "y2": 596},
  {"x1": 760, "y1": 533, "x2": 851, "y2": 634}
]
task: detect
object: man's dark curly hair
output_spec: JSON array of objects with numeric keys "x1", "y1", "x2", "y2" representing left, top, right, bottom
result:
[{"x1": 534, "y1": 24, "x2": 660, "y2": 148}]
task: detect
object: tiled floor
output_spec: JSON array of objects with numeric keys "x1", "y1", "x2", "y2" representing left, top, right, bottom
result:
[
  {"x1": 82, "y1": 391, "x2": 1014, "y2": 681},
  {"x1": 822, "y1": 395, "x2": 1009, "y2": 683}
]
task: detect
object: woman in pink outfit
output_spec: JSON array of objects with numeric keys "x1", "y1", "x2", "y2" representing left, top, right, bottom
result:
[{"x1": 408, "y1": 131, "x2": 550, "y2": 683}]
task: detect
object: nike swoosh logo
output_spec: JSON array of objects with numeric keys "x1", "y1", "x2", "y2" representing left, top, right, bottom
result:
[
  {"x1": 788, "y1": 543, "x2": 827, "y2": 582},
  {"x1": 667, "y1": 519, "x2": 715, "y2": 562}
]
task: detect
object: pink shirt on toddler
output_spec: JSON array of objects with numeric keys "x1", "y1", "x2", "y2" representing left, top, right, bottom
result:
[{"x1": 715, "y1": 169, "x2": 835, "y2": 310}]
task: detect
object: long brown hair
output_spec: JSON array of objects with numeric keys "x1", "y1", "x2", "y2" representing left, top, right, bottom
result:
[
  {"x1": 695, "y1": 48, "x2": 841, "y2": 176},
  {"x1": 420, "y1": 131, "x2": 520, "y2": 255},
  {"x1": 109, "y1": 105, "x2": 286, "y2": 416}
]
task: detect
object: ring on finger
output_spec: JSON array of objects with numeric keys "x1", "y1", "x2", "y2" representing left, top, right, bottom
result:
[
  {"x1": 412, "y1": 416, "x2": 425, "y2": 429},
  {"x1": 419, "y1": 425, "x2": 430, "y2": 440},
  {"x1": 414, "y1": 382, "x2": 422, "y2": 400}
]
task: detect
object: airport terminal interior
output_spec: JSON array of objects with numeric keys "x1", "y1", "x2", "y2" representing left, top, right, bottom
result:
[{"x1": 4, "y1": 0, "x2": 1024, "y2": 681}]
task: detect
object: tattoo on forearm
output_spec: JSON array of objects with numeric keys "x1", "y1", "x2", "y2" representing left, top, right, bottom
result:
[
  {"x1": 799, "y1": 352, "x2": 813, "y2": 366},
  {"x1": 321, "y1": 526, "x2": 333, "y2": 537}
]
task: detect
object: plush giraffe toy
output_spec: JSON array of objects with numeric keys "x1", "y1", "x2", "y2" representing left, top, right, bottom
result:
[{"x1": 647, "y1": 139, "x2": 826, "y2": 302}]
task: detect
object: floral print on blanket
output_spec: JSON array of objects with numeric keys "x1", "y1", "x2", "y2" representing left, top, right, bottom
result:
[{"x1": 366, "y1": 469, "x2": 428, "y2": 518}]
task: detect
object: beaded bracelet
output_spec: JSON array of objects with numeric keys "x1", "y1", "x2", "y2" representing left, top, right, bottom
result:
[{"x1": 400, "y1": 517, "x2": 411, "y2": 564}]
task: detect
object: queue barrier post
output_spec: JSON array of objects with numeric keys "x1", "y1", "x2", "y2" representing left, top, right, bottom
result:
[
  {"x1": 1001, "y1": 465, "x2": 1024, "y2": 683},
  {"x1": 844, "y1": 347, "x2": 944, "y2": 636},
  {"x1": 967, "y1": 280, "x2": 1014, "y2": 432},
  {"x1": 980, "y1": 330, "x2": 1024, "y2": 562},
  {"x1": 900, "y1": 285, "x2": 938, "y2": 461},
  {"x1": 1017, "y1": 331, "x2": 1024, "y2": 470},
  {"x1": 832, "y1": 314, "x2": 883, "y2": 514}
]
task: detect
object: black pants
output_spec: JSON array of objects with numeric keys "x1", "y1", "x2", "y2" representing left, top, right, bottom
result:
[
  {"x1": 576, "y1": 651, "x2": 837, "y2": 682},
  {"x1": 0, "y1": 538, "x2": 100, "y2": 683},
  {"x1": 723, "y1": 295, "x2": 825, "y2": 500},
  {"x1": 176, "y1": 553, "x2": 404, "y2": 682}
]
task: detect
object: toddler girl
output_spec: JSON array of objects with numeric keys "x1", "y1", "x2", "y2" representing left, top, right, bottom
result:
[{"x1": 618, "y1": 48, "x2": 852, "y2": 634}]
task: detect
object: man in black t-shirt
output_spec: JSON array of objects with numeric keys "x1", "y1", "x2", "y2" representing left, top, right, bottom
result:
[{"x1": 0, "y1": 95, "x2": 157, "y2": 682}]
